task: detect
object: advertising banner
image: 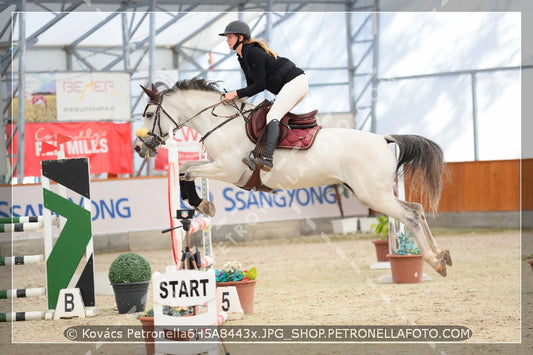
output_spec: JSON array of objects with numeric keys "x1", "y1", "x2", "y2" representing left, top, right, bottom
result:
[
  {"x1": 56, "y1": 72, "x2": 131, "y2": 121},
  {"x1": 6, "y1": 122, "x2": 133, "y2": 177},
  {"x1": 0, "y1": 177, "x2": 367, "y2": 236},
  {"x1": 154, "y1": 127, "x2": 203, "y2": 171},
  {"x1": 7, "y1": 72, "x2": 131, "y2": 123}
]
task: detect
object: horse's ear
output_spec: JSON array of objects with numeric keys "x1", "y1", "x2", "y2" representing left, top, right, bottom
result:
[{"x1": 140, "y1": 84, "x2": 158, "y2": 101}]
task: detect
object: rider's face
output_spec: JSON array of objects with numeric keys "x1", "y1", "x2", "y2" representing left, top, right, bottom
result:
[{"x1": 225, "y1": 34, "x2": 240, "y2": 50}]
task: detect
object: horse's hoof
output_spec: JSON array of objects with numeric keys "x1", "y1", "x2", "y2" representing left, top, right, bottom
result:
[
  {"x1": 440, "y1": 249, "x2": 453, "y2": 267},
  {"x1": 436, "y1": 262, "x2": 447, "y2": 277},
  {"x1": 197, "y1": 200, "x2": 216, "y2": 217}
]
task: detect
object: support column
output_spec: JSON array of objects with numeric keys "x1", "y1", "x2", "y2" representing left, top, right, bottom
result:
[{"x1": 15, "y1": 1, "x2": 26, "y2": 182}]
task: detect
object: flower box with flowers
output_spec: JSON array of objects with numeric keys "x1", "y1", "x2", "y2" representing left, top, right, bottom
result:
[
  {"x1": 137, "y1": 304, "x2": 204, "y2": 354},
  {"x1": 215, "y1": 261, "x2": 257, "y2": 314},
  {"x1": 387, "y1": 231, "x2": 423, "y2": 283}
]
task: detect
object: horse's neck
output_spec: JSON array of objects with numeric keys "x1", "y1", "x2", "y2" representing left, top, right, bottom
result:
[{"x1": 169, "y1": 91, "x2": 254, "y2": 135}]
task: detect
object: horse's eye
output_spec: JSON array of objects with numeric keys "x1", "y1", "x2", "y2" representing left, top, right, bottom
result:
[{"x1": 146, "y1": 112, "x2": 153, "y2": 119}]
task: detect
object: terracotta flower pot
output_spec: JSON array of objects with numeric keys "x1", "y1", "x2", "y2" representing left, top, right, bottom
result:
[
  {"x1": 216, "y1": 279, "x2": 257, "y2": 314},
  {"x1": 138, "y1": 316, "x2": 155, "y2": 355},
  {"x1": 138, "y1": 315, "x2": 192, "y2": 355},
  {"x1": 387, "y1": 254, "x2": 423, "y2": 283},
  {"x1": 372, "y1": 239, "x2": 389, "y2": 261}
]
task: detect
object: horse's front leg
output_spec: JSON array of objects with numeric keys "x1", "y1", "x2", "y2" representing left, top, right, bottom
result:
[
  {"x1": 177, "y1": 160, "x2": 217, "y2": 217},
  {"x1": 179, "y1": 160, "x2": 211, "y2": 177},
  {"x1": 183, "y1": 161, "x2": 232, "y2": 182}
]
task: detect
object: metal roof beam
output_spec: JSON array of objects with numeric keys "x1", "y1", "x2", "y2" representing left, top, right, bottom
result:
[
  {"x1": 101, "y1": 5, "x2": 199, "y2": 72},
  {"x1": 67, "y1": 48, "x2": 97, "y2": 71},
  {"x1": 173, "y1": 10, "x2": 232, "y2": 48},
  {"x1": 193, "y1": 9, "x2": 301, "y2": 78},
  {"x1": 66, "y1": 6, "x2": 127, "y2": 49},
  {"x1": 1, "y1": 0, "x2": 84, "y2": 74}
]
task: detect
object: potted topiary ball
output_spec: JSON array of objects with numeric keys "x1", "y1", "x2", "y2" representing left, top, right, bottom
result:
[{"x1": 108, "y1": 252, "x2": 151, "y2": 314}]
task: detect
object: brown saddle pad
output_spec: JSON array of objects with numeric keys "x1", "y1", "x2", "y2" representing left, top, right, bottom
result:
[{"x1": 245, "y1": 100, "x2": 321, "y2": 150}]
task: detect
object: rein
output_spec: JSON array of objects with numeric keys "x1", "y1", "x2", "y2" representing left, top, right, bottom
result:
[{"x1": 199, "y1": 101, "x2": 250, "y2": 143}]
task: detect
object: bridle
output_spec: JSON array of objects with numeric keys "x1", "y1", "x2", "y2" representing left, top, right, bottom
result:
[
  {"x1": 138, "y1": 94, "x2": 179, "y2": 152},
  {"x1": 138, "y1": 92, "x2": 243, "y2": 154}
]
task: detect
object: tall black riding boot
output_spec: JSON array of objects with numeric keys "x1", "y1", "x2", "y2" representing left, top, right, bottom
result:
[{"x1": 253, "y1": 119, "x2": 280, "y2": 172}]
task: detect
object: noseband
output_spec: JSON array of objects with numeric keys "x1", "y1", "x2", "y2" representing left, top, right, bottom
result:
[{"x1": 138, "y1": 92, "x2": 241, "y2": 153}]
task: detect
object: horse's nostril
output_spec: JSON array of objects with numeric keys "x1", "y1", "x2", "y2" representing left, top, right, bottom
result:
[{"x1": 134, "y1": 146, "x2": 140, "y2": 152}]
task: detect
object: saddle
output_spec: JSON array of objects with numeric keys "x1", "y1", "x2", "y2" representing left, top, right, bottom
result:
[
  {"x1": 245, "y1": 99, "x2": 321, "y2": 149},
  {"x1": 242, "y1": 100, "x2": 322, "y2": 193}
]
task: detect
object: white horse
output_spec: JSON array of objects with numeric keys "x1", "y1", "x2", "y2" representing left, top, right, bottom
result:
[{"x1": 134, "y1": 78, "x2": 452, "y2": 277}]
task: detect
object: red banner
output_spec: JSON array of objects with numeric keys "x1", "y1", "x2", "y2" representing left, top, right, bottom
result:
[{"x1": 7, "y1": 122, "x2": 133, "y2": 177}]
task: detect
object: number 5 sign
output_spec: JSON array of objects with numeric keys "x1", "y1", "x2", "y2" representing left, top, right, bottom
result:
[{"x1": 216, "y1": 286, "x2": 244, "y2": 320}]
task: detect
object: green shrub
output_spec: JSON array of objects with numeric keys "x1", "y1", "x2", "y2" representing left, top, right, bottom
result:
[
  {"x1": 371, "y1": 215, "x2": 389, "y2": 240},
  {"x1": 108, "y1": 252, "x2": 151, "y2": 283},
  {"x1": 245, "y1": 267, "x2": 257, "y2": 280}
]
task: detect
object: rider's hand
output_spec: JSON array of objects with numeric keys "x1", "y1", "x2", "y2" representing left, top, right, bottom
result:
[{"x1": 223, "y1": 91, "x2": 238, "y2": 103}]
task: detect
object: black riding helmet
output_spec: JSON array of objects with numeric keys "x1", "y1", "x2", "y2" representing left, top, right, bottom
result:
[{"x1": 219, "y1": 20, "x2": 251, "y2": 50}]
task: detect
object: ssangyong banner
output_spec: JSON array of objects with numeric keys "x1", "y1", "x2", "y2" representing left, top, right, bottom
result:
[
  {"x1": 6, "y1": 122, "x2": 133, "y2": 177},
  {"x1": 56, "y1": 72, "x2": 131, "y2": 121},
  {"x1": 0, "y1": 177, "x2": 367, "y2": 236}
]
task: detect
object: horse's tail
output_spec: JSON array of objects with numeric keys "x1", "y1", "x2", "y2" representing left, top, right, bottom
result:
[{"x1": 385, "y1": 134, "x2": 449, "y2": 214}]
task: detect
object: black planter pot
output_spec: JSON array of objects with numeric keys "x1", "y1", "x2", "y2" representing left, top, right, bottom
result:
[{"x1": 111, "y1": 281, "x2": 150, "y2": 314}]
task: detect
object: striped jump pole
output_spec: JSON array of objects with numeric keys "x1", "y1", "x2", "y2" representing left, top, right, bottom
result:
[
  {"x1": 0, "y1": 255, "x2": 44, "y2": 266},
  {"x1": 0, "y1": 253, "x2": 47, "y2": 322},
  {"x1": 1, "y1": 222, "x2": 44, "y2": 233},
  {"x1": 0, "y1": 311, "x2": 46, "y2": 322},
  {"x1": 0, "y1": 216, "x2": 60, "y2": 233},
  {"x1": 0, "y1": 216, "x2": 60, "y2": 224},
  {"x1": 0, "y1": 287, "x2": 46, "y2": 299},
  {"x1": 0, "y1": 216, "x2": 43, "y2": 223}
]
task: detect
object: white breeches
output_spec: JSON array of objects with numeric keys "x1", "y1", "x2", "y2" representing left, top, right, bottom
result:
[{"x1": 266, "y1": 74, "x2": 309, "y2": 124}]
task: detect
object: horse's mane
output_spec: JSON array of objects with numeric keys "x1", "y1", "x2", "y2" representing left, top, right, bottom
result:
[{"x1": 164, "y1": 78, "x2": 221, "y2": 95}]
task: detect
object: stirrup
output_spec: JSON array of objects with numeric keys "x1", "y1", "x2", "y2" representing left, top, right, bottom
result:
[
  {"x1": 242, "y1": 156, "x2": 256, "y2": 170},
  {"x1": 252, "y1": 157, "x2": 273, "y2": 172}
]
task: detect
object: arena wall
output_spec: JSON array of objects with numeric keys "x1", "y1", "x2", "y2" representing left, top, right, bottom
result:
[{"x1": 2, "y1": 159, "x2": 529, "y2": 256}]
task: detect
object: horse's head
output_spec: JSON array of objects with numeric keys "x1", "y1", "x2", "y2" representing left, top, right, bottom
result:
[
  {"x1": 134, "y1": 78, "x2": 233, "y2": 158},
  {"x1": 134, "y1": 84, "x2": 173, "y2": 158}
]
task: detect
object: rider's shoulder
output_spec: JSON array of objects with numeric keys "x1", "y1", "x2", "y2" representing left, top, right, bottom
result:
[{"x1": 242, "y1": 43, "x2": 265, "y2": 56}]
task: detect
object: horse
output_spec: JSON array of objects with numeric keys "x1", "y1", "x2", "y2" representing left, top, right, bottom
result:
[
  {"x1": 134, "y1": 78, "x2": 452, "y2": 277},
  {"x1": 25, "y1": 91, "x2": 47, "y2": 109}
]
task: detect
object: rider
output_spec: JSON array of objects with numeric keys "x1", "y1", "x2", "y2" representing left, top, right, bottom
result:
[{"x1": 219, "y1": 20, "x2": 309, "y2": 172}]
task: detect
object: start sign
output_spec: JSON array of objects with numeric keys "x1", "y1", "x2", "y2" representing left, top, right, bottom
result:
[
  {"x1": 153, "y1": 269, "x2": 215, "y2": 307},
  {"x1": 159, "y1": 278, "x2": 210, "y2": 299}
]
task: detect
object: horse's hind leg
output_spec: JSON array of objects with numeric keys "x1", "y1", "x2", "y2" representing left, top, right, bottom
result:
[
  {"x1": 397, "y1": 200, "x2": 452, "y2": 267},
  {"x1": 364, "y1": 195, "x2": 449, "y2": 276}
]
